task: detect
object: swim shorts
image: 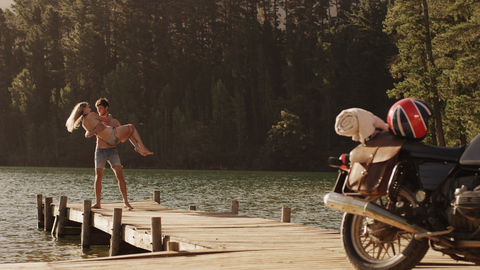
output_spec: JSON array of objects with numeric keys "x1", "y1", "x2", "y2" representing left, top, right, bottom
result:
[{"x1": 95, "y1": 148, "x2": 122, "y2": 168}]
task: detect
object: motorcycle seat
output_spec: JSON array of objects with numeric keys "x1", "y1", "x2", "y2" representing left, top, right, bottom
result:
[
  {"x1": 459, "y1": 134, "x2": 480, "y2": 166},
  {"x1": 400, "y1": 140, "x2": 465, "y2": 162}
]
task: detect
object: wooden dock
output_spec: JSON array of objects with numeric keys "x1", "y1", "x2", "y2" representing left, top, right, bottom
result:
[{"x1": 1, "y1": 193, "x2": 478, "y2": 269}]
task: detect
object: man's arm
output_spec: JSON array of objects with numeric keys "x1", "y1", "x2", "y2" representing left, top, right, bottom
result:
[
  {"x1": 85, "y1": 123, "x2": 106, "y2": 138},
  {"x1": 95, "y1": 118, "x2": 120, "y2": 142}
]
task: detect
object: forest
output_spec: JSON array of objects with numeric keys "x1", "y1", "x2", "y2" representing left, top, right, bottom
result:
[{"x1": 0, "y1": 0, "x2": 479, "y2": 171}]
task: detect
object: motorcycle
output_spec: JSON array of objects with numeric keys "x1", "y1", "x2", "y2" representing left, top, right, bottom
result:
[{"x1": 324, "y1": 103, "x2": 480, "y2": 269}]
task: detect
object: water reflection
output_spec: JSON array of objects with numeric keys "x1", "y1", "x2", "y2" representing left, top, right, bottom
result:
[{"x1": 0, "y1": 167, "x2": 342, "y2": 264}]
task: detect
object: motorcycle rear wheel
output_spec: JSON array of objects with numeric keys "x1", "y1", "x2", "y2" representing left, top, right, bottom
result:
[{"x1": 341, "y1": 188, "x2": 429, "y2": 270}]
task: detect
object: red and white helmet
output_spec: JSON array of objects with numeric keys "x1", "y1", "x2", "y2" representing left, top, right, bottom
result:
[{"x1": 387, "y1": 98, "x2": 432, "y2": 139}]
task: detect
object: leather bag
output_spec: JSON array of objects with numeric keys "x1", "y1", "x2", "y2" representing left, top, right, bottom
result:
[{"x1": 346, "y1": 133, "x2": 406, "y2": 195}]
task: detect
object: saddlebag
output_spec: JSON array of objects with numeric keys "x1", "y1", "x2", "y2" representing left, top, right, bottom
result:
[{"x1": 346, "y1": 134, "x2": 406, "y2": 195}]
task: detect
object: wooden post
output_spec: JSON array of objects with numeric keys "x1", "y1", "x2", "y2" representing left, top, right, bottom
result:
[
  {"x1": 153, "y1": 190, "x2": 160, "y2": 204},
  {"x1": 231, "y1": 200, "x2": 239, "y2": 214},
  {"x1": 281, "y1": 207, "x2": 291, "y2": 223},
  {"x1": 37, "y1": 194, "x2": 44, "y2": 229},
  {"x1": 162, "y1": 235, "x2": 170, "y2": 252},
  {"x1": 168, "y1": 241, "x2": 179, "y2": 251},
  {"x1": 82, "y1": 200, "x2": 92, "y2": 249},
  {"x1": 44, "y1": 197, "x2": 54, "y2": 232},
  {"x1": 151, "y1": 217, "x2": 162, "y2": 252},
  {"x1": 110, "y1": 208, "x2": 123, "y2": 256},
  {"x1": 189, "y1": 205, "x2": 196, "y2": 211},
  {"x1": 56, "y1": 196, "x2": 68, "y2": 238}
]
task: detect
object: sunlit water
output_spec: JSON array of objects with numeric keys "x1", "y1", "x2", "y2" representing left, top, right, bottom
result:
[{"x1": 0, "y1": 166, "x2": 343, "y2": 264}]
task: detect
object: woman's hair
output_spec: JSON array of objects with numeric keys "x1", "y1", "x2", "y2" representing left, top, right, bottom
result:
[{"x1": 65, "y1": 102, "x2": 88, "y2": 132}]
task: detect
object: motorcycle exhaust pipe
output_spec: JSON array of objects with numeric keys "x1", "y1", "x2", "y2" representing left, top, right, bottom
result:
[
  {"x1": 323, "y1": 192, "x2": 429, "y2": 234},
  {"x1": 323, "y1": 192, "x2": 480, "y2": 248}
]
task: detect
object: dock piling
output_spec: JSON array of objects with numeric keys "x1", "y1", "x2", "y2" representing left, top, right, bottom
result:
[
  {"x1": 168, "y1": 241, "x2": 179, "y2": 251},
  {"x1": 162, "y1": 235, "x2": 170, "y2": 251},
  {"x1": 153, "y1": 190, "x2": 160, "y2": 204},
  {"x1": 110, "y1": 208, "x2": 123, "y2": 256},
  {"x1": 37, "y1": 194, "x2": 44, "y2": 229},
  {"x1": 44, "y1": 197, "x2": 54, "y2": 232},
  {"x1": 151, "y1": 217, "x2": 162, "y2": 252},
  {"x1": 82, "y1": 200, "x2": 92, "y2": 248},
  {"x1": 231, "y1": 200, "x2": 239, "y2": 214},
  {"x1": 281, "y1": 207, "x2": 291, "y2": 223},
  {"x1": 56, "y1": 196, "x2": 68, "y2": 238}
]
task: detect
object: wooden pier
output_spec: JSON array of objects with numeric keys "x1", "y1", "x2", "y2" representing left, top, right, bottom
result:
[{"x1": 2, "y1": 192, "x2": 477, "y2": 269}]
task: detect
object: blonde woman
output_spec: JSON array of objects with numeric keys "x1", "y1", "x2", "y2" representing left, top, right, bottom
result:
[{"x1": 66, "y1": 102, "x2": 153, "y2": 156}]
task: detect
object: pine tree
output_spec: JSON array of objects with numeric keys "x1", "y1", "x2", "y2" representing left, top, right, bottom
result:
[
  {"x1": 431, "y1": 0, "x2": 480, "y2": 145},
  {"x1": 384, "y1": 0, "x2": 445, "y2": 145}
]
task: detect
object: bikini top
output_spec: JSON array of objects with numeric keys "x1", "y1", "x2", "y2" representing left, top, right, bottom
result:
[
  {"x1": 90, "y1": 121, "x2": 105, "y2": 132},
  {"x1": 84, "y1": 113, "x2": 106, "y2": 132}
]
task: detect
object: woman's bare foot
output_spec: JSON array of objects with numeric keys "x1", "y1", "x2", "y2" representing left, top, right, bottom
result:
[
  {"x1": 135, "y1": 146, "x2": 153, "y2": 156},
  {"x1": 135, "y1": 147, "x2": 148, "y2": 156},
  {"x1": 124, "y1": 202, "x2": 134, "y2": 210},
  {"x1": 143, "y1": 148, "x2": 153, "y2": 155},
  {"x1": 92, "y1": 203, "x2": 101, "y2": 209}
]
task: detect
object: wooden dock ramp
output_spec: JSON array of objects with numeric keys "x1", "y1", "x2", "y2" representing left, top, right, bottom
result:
[{"x1": 2, "y1": 195, "x2": 478, "y2": 269}]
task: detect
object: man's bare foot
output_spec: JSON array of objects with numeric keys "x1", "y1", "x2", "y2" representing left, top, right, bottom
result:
[
  {"x1": 92, "y1": 203, "x2": 101, "y2": 209},
  {"x1": 124, "y1": 202, "x2": 134, "y2": 210}
]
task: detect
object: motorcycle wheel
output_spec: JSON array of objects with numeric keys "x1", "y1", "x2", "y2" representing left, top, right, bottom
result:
[{"x1": 341, "y1": 187, "x2": 430, "y2": 270}]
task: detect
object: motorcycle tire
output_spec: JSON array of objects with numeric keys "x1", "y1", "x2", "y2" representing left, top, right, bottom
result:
[{"x1": 341, "y1": 188, "x2": 430, "y2": 270}]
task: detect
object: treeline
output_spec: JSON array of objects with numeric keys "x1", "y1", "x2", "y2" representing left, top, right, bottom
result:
[{"x1": 0, "y1": 0, "x2": 478, "y2": 171}]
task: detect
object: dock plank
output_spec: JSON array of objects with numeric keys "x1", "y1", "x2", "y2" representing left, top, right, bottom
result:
[{"x1": 2, "y1": 199, "x2": 476, "y2": 269}]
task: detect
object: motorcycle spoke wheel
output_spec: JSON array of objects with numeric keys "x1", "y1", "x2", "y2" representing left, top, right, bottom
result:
[
  {"x1": 352, "y1": 216, "x2": 413, "y2": 262},
  {"x1": 341, "y1": 187, "x2": 429, "y2": 270}
]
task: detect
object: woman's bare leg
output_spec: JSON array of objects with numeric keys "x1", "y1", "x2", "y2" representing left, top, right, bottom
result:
[
  {"x1": 120, "y1": 126, "x2": 141, "y2": 148},
  {"x1": 115, "y1": 124, "x2": 153, "y2": 156},
  {"x1": 127, "y1": 136, "x2": 147, "y2": 156},
  {"x1": 120, "y1": 126, "x2": 139, "y2": 147}
]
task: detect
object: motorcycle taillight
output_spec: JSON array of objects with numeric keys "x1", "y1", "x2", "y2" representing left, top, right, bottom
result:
[
  {"x1": 328, "y1": 154, "x2": 349, "y2": 169},
  {"x1": 339, "y1": 154, "x2": 350, "y2": 165}
]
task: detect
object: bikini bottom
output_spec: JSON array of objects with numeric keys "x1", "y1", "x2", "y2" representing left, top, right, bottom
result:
[{"x1": 108, "y1": 127, "x2": 121, "y2": 146}]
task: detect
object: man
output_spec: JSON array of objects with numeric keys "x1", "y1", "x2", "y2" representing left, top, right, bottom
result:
[{"x1": 88, "y1": 98, "x2": 134, "y2": 210}]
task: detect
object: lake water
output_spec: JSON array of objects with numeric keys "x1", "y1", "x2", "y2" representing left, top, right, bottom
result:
[{"x1": 0, "y1": 166, "x2": 342, "y2": 264}]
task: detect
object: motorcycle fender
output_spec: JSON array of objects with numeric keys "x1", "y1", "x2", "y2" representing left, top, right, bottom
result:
[{"x1": 333, "y1": 170, "x2": 348, "y2": 193}]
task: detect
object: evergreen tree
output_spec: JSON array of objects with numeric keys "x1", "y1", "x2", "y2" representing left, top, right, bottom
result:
[
  {"x1": 384, "y1": 0, "x2": 445, "y2": 145},
  {"x1": 0, "y1": 8, "x2": 23, "y2": 163},
  {"x1": 61, "y1": 0, "x2": 115, "y2": 100},
  {"x1": 265, "y1": 110, "x2": 314, "y2": 171},
  {"x1": 431, "y1": 0, "x2": 480, "y2": 145},
  {"x1": 211, "y1": 79, "x2": 232, "y2": 154}
]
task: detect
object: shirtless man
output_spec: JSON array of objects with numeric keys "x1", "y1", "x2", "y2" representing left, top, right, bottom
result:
[{"x1": 91, "y1": 98, "x2": 133, "y2": 210}]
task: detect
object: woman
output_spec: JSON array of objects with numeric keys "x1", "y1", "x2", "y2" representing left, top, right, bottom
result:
[{"x1": 66, "y1": 102, "x2": 153, "y2": 156}]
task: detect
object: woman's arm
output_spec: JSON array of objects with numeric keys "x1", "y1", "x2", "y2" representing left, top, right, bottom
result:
[{"x1": 91, "y1": 112, "x2": 113, "y2": 122}]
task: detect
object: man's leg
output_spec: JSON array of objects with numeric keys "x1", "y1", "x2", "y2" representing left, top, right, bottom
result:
[
  {"x1": 111, "y1": 165, "x2": 133, "y2": 210},
  {"x1": 93, "y1": 168, "x2": 103, "y2": 208}
]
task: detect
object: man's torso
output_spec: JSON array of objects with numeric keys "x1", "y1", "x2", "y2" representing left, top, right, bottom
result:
[{"x1": 96, "y1": 117, "x2": 120, "y2": 149}]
